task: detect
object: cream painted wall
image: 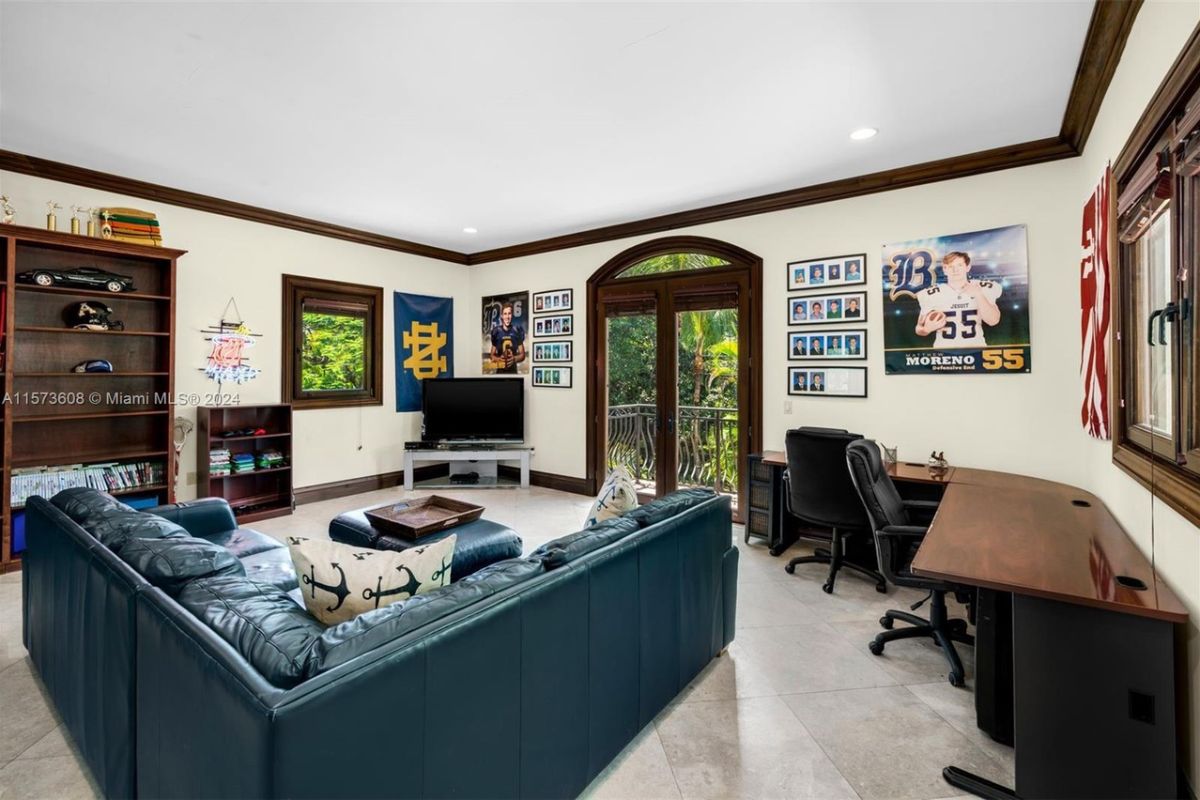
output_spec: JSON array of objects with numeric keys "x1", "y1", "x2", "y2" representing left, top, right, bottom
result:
[
  {"x1": 471, "y1": 1, "x2": 1200, "y2": 784},
  {"x1": 0, "y1": 171, "x2": 475, "y2": 493}
]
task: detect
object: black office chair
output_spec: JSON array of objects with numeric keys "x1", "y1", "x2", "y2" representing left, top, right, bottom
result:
[
  {"x1": 845, "y1": 438, "x2": 973, "y2": 686},
  {"x1": 781, "y1": 427, "x2": 886, "y2": 594}
]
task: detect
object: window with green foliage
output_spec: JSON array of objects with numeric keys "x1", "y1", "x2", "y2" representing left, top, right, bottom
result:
[
  {"x1": 283, "y1": 275, "x2": 382, "y2": 408},
  {"x1": 615, "y1": 252, "x2": 728, "y2": 279}
]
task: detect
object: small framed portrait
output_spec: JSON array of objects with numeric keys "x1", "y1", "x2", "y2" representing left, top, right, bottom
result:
[
  {"x1": 533, "y1": 289, "x2": 574, "y2": 314},
  {"x1": 787, "y1": 254, "x2": 868, "y2": 291},
  {"x1": 532, "y1": 366, "x2": 573, "y2": 388},
  {"x1": 788, "y1": 332, "x2": 808, "y2": 358},
  {"x1": 787, "y1": 366, "x2": 868, "y2": 398},
  {"x1": 792, "y1": 327, "x2": 867, "y2": 360},
  {"x1": 788, "y1": 291, "x2": 867, "y2": 326},
  {"x1": 534, "y1": 314, "x2": 574, "y2": 337},
  {"x1": 533, "y1": 340, "x2": 572, "y2": 362}
]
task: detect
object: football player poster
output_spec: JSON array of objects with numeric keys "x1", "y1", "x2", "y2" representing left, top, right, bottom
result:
[
  {"x1": 881, "y1": 224, "x2": 1031, "y2": 374},
  {"x1": 481, "y1": 291, "x2": 530, "y2": 374}
]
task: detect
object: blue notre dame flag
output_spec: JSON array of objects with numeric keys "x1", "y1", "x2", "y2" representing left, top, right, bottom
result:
[{"x1": 394, "y1": 292, "x2": 454, "y2": 412}]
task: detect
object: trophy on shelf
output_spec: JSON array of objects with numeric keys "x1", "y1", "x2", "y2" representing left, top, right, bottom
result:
[
  {"x1": 100, "y1": 209, "x2": 113, "y2": 239},
  {"x1": 86, "y1": 207, "x2": 98, "y2": 237},
  {"x1": 1, "y1": 195, "x2": 14, "y2": 225},
  {"x1": 70, "y1": 205, "x2": 86, "y2": 235},
  {"x1": 46, "y1": 201, "x2": 62, "y2": 231}
]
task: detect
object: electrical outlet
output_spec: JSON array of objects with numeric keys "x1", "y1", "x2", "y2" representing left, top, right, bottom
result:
[
  {"x1": 783, "y1": 400, "x2": 793, "y2": 414},
  {"x1": 186, "y1": 471, "x2": 197, "y2": 485}
]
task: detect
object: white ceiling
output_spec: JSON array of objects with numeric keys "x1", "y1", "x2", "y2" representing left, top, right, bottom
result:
[{"x1": 0, "y1": 1, "x2": 1094, "y2": 253}]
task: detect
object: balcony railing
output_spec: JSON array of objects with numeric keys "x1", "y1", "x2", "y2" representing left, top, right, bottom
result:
[{"x1": 606, "y1": 403, "x2": 739, "y2": 495}]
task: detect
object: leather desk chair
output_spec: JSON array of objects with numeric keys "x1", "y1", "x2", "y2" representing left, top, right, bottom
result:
[
  {"x1": 781, "y1": 427, "x2": 886, "y2": 594},
  {"x1": 846, "y1": 438, "x2": 973, "y2": 686}
]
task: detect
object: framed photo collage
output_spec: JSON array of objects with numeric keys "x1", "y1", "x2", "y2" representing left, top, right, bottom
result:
[
  {"x1": 786, "y1": 253, "x2": 869, "y2": 398},
  {"x1": 531, "y1": 288, "x2": 574, "y2": 388}
]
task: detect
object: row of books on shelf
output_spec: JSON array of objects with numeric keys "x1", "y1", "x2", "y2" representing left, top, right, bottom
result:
[{"x1": 10, "y1": 461, "x2": 165, "y2": 507}]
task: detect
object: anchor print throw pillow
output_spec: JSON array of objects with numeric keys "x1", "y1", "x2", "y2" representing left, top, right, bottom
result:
[{"x1": 287, "y1": 535, "x2": 456, "y2": 625}]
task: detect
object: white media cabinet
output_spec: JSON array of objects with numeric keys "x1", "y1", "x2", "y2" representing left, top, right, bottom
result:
[{"x1": 403, "y1": 445, "x2": 533, "y2": 490}]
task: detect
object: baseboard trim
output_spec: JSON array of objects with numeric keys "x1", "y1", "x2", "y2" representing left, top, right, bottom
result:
[
  {"x1": 496, "y1": 465, "x2": 593, "y2": 496},
  {"x1": 296, "y1": 465, "x2": 592, "y2": 505},
  {"x1": 294, "y1": 465, "x2": 445, "y2": 505}
]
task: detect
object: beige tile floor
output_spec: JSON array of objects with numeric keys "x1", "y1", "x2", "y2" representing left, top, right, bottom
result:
[{"x1": 0, "y1": 486, "x2": 1012, "y2": 799}]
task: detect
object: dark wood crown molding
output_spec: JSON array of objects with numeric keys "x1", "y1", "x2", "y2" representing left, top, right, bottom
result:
[
  {"x1": 0, "y1": 1, "x2": 1141, "y2": 267},
  {"x1": 468, "y1": 137, "x2": 1074, "y2": 264},
  {"x1": 0, "y1": 149, "x2": 469, "y2": 264},
  {"x1": 1060, "y1": 0, "x2": 1143, "y2": 154}
]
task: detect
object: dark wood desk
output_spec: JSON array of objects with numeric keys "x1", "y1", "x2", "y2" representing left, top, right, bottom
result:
[{"x1": 913, "y1": 468, "x2": 1187, "y2": 799}]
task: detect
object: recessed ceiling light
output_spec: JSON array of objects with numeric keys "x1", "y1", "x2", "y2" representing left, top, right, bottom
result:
[
  {"x1": 849, "y1": 127, "x2": 878, "y2": 141},
  {"x1": 462, "y1": 227, "x2": 478, "y2": 234}
]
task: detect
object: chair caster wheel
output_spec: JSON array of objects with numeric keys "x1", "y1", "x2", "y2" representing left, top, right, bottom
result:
[
  {"x1": 821, "y1": 582, "x2": 834, "y2": 594},
  {"x1": 868, "y1": 640, "x2": 884, "y2": 656},
  {"x1": 950, "y1": 618, "x2": 968, "y2": 634},
  {"x1": 875, "y1": 582, "x2": 887, "y2": 594},
  {"x1": 785, "y1": 563, "x2": 796, "y2": 574},
  {"x1": 949, "y1": 673, "x2": 965, "y2": 687},
  {"x1": 879, "y1": 615, "x2": 894, "y2": 630}
]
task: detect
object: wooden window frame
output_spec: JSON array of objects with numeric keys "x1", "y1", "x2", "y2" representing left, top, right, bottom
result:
[
  {"x1": 282, "y1": 274, "x2": 383, "y2": 409},
  {"x1": 1112, "y1": 26, "x2": 1200, "y2": 527}
]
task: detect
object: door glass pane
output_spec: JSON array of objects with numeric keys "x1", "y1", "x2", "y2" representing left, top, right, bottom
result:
[
  {"x1": 1133, "y1": 208, "x2": 1172, "y2": 437},
  {"x1": 606, "y1": 311, "x2": 657, "y2": 497},
  {"x1": 675, "y1": 308, "x2": 738, "y2": 508}
]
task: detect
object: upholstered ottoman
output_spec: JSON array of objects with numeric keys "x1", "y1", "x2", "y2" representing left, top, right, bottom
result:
[{"x1": 329, "y1": 507, "x2": 523, "y2": 580}]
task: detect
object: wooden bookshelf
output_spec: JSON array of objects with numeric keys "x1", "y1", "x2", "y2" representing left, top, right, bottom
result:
[
  {"x1": 197, "y1": 404, "x2": 294, "y2": 523},
  {"x1": 1, "y1": 224, "x2": 184, "y2": 573}
]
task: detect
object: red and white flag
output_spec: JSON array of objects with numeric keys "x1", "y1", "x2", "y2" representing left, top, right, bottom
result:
[{"x1": 1081, "y1": 164, "x2": 1112, "y2": 440}]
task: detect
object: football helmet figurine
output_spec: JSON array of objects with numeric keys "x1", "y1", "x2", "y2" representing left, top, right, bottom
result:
[{"x1": 63, "y1": 301, "x2": 125, "y2": 331}]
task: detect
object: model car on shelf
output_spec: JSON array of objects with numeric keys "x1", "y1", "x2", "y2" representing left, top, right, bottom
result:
[{"x1": 16, "y1": 266, "x2": 137, "y2": 293}]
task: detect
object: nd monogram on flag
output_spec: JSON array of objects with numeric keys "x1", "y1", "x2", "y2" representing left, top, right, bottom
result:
[
  {"x1": 394, "y1": 292, "x2": 454, "y2": 412},
  {"x1": 1081, "y1": 164, "x2": 1112, "y2": 439}
]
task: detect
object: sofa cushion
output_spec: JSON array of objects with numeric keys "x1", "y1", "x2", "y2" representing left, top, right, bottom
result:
[
  {"x1": 328, "y1": 513, "x2": 522, "y2": 581},
  {"x1": 531, "y1": 516, "x2": 641, "y2": 569},
  {"x1": 584, "y1": 467, "x2": 639, "y2": 527},
  {"x1": 50, "y1": 487, "x2": 133, "y2": 527},
  {"x1": 201, "y1": 527, "x2": 285, "y2": 559},
  {"x1": 116, "y1": 534, "x2": 245, "y2": 595},
  {"x1": 288, "y1": 535, "x2": 456, "y2": 625},
  {"x1": 625, "y1": 488, "x2": 716, "y2": 528},
  {"x1": 239, "y1": 548, "x2": 300, "y2": 592},
  {"x1": 87, "y1": 510, "x2": 190, "y2": 549},
  {"x1": 305, "y1": 556, "x2": 544, "y2": 677},
  {"x1": 178, "y1": 576, "x2": 324, "y2": 688}
]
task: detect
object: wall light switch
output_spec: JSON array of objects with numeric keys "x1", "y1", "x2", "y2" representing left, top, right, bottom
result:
[{"x1": 783, "y1": 400, "x2": 793, "y2": 414}]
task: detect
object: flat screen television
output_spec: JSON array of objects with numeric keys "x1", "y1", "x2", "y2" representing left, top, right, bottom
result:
[{"x1": 421, "y1": 377, "x2": 524, "y2": 442}]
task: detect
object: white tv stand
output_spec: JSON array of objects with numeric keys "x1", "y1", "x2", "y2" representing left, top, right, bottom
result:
[{"x1": 403, "y1": 444, "x2": 533, "y2": 491}]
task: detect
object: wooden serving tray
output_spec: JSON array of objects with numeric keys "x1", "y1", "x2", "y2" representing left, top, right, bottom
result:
[{"x1": 364, "y1": 496, "x2": 484, "y2": 539}]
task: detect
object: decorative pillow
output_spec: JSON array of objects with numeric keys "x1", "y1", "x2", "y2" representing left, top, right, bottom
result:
[
  {"x1": 287, "y1": 535, "x2": 456, "y2": 625},
  {"x1": 584, "y1": 466, "x2": 639, "y2": 527}
]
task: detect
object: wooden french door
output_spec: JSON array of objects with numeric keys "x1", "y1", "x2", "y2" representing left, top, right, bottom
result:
[{"x1": 594, "y1": 266, "x2": 758, "y2": 519}]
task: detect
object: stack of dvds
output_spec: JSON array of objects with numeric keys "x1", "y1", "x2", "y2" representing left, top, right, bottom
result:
[
  {"x1": 101, "y1": 206, "x2": 162, "y2": 246},
  {"x1": 256, "y1": 449, "x2": 285, "y2": 470},
  {"x1": 11, "y1": 461, "x2": 165, "y2": 507},
  {"x1": 209, "y1": 448, "x2": 232, "y2": 477}
]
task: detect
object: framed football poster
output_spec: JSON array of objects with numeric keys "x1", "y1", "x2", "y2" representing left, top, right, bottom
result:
[
  {"x1": 787, "y1": 366, "x2": 867, "y2": 398},
  {"x1": 787, "y1": 253, "x2": 867, "y2": 291},
  {"x1": 788, "y1": 328, "x2": 867, "y2": 361},
  {"x1": 882, "y1": 224, "x2": 1030, "y2": 374},
  {"x1": 788, "y1": 292, "x2": 867, "y2": 326}
]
